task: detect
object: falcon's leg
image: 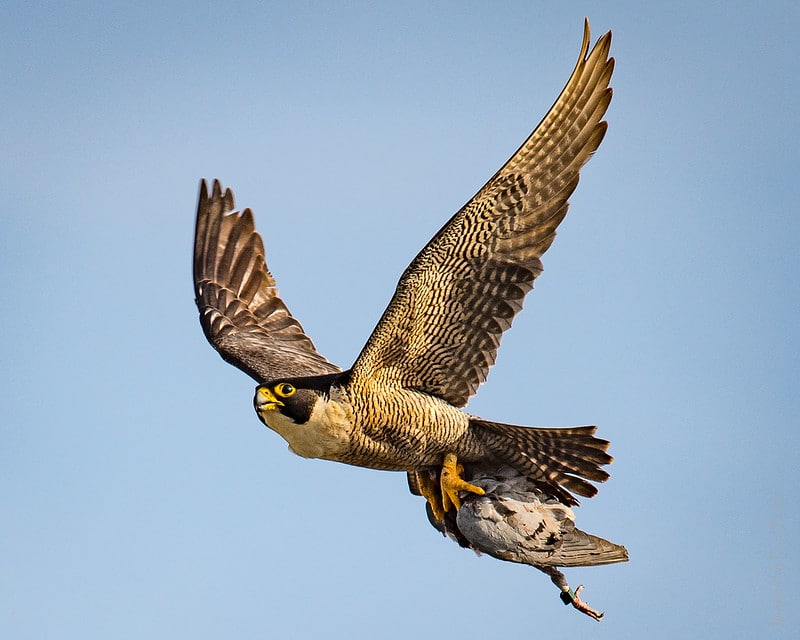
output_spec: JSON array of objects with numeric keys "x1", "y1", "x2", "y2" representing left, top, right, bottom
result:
[
  {"x1": 440, "y1": 453, "x2": 485, "y2": 513},
  {"x1": 414, "y1": 470, "x2": 446, "y2": 522}
]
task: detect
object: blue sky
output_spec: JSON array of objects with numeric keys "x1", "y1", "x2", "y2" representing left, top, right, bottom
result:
[{"x1": 2, "y1": 1, "x2": 798, "y2": 638}]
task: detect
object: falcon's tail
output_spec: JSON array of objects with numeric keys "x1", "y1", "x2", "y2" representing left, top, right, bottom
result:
[{"x1": 470, "y1": 418, "x2": 612, "y2": 506}]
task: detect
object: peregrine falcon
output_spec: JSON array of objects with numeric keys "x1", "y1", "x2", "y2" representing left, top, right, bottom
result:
[{"x1": 194, "y1": 20, "x2": 621, "y2": 616}]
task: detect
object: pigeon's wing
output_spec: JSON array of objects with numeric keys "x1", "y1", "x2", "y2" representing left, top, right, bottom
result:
[
  {"x1": 424, "y1": 466, "x2": 628, "y2": 570},
  {"x1": 431, "y1": 466, "x2": 627, "y2": 621},
  {"x1": 351, "y1": 21, "x2": 613, "y2": 407},
  {"x1": 457, "y1": 491, "x2": 629, "y2": 568},
  {"x1": 194, "y1": 179, "x2": 341, "y2": 382}
]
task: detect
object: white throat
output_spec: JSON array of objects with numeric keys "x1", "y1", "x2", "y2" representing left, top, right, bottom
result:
[{"x1": 263, "y1": 393, "x2": 354, "y2": 460}]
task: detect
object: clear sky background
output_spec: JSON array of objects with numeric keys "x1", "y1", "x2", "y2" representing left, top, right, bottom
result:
[{"x1": 2, "y1": 1, "x2": 798, "y2": 638}]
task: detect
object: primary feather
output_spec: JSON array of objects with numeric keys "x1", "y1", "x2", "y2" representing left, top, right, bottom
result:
[{"x1": 193, "y1": 24, "x2": 624, "y2": 616}]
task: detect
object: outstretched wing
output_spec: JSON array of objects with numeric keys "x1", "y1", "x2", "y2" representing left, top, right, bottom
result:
[
  {"x1": 194, "y1": 179, "x2": 340, "y2": 382},
  {"x1": 351, "y1": 21, "x2": 613, "y2": 407}
]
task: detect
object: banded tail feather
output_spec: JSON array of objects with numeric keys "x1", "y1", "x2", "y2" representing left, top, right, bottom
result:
[{"x1": 470, "y1": 418, "x2": 612, "y2": 506}]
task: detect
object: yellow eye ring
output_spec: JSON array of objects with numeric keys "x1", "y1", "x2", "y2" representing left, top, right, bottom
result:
[{"x1": 275, "y1": 383, "x2": 295, "y2": 398}]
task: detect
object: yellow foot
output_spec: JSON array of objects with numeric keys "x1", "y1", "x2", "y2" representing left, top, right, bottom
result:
[
  {"x1": 414, "y1": 470, "x2": 446, "y2": 522},
  {"x1": 440, "y1": 452, "x2": 485, "y2": 514}
]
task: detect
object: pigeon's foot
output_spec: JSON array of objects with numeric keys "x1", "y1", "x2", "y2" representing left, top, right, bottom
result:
[
  {"x1": 440, "y1": 453, "x2": 485, "y2": 513},
  {"x1": 560, "y1": 585, "x2": 605, "y2": 622}
]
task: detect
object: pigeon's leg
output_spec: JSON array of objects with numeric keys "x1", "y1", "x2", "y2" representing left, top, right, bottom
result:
[
  {"x1": 543, "y1": 567, "x2": 605, "y2": 622},
  {"x1": 561, "y1": 585, "x2": 605, "y2": 622},
  {"x1": 440, "y1": 453, "x2": 485, "y2": 513}
]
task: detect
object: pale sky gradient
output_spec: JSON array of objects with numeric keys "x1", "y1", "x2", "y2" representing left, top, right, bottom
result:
[{"x1": 2, "y1": 2, "x2": 798, "y2": 638}]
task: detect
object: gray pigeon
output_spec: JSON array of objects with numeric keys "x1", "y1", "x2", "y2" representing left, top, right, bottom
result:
[{"x1": 411, "y1": 465, "x2": 628, "y2": 621}]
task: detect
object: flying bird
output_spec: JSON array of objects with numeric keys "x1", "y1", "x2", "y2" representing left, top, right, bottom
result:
[{"x1": 193, "y1": 20, "x2": 624, "y2": 618}]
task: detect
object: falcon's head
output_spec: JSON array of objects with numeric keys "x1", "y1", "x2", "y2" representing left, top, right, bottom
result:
[
  {"x1": 253, "y1": 371, "x2": 346, "y2": 426},
  {"x1": 253, "y1": 371, "x2": 352, "y2": 459},
  {"x1": 254, "y1": 381, "x2": 316, "y2": 425}
]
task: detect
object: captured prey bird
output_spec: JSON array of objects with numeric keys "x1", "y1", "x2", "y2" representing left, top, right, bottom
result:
[
  {"x1": 193, "y1": 20, "x2": 625, "y2": 618},
  {"x1": 411, "y1": 465, "x2": 628, "y2": 620}
]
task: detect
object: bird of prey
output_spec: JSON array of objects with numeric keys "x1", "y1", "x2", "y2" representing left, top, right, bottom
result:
[{"x1": 194, "y1": 20, "x2": 623, "y2": 618}]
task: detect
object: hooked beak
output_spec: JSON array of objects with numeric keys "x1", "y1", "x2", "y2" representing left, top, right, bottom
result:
[{"x1": 254, "y1": 386, "x2": 283, "y2": 413}]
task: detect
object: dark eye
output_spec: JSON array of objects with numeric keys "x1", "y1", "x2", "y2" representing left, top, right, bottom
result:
[{"x1": 275, "y1": 383, "x2": 295, "y2": 398}]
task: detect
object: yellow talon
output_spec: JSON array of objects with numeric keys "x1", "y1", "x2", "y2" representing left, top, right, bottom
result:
[
  {"x1": 440, "y1": 452, "x2": 484, "y2": 513},
  {"x1": 414, "y1": 471, "x2": 446, "y2": 522}
]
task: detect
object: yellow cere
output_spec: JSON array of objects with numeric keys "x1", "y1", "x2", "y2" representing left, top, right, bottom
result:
[{"x1": 258, "y1": 386, "x2": 282, "y2": 407}]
